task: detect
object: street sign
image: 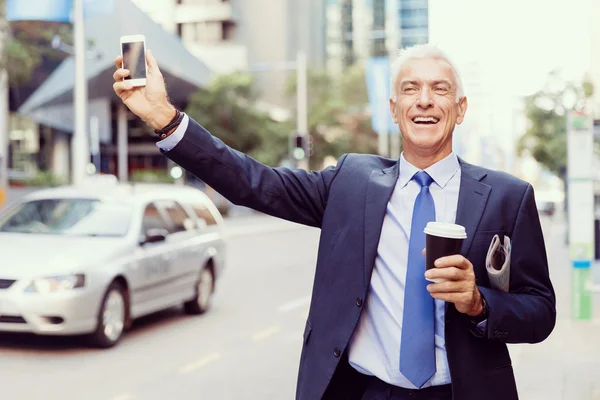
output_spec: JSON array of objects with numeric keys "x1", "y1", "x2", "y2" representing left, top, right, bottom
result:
[
  {"x1": 572, "y1": 268, "x2": 592, "y2": 320},
  {"x1": 7, "y1": 0, "x2": 72, "y2": 22},
  {"x1": 6, "y1": 0, "x2": 114, "y2": 22},
  {"x1": 567, "y1": 110, "x2": 594, "y2": 320},
  {"x1": 365, "y1": 57, "x2": 399, "y2": 135}
]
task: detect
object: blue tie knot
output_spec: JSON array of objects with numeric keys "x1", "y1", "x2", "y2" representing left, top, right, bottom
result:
[{"x1": 413, "y1": 171, "x2": 433, "y2": 188}]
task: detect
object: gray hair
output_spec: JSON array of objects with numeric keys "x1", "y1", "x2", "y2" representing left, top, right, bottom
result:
[{"x1": 389, "y1": 44, "x2": 465, "y2": 102}]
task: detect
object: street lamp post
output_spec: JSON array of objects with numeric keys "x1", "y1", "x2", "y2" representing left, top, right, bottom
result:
[
  {"x1": 72, "y1": 0, "x2": 89, "y2": 186},
  {"x1": 247, "y1": 51, "x2": 309, "y2": 170},
  {"x1": 0, "y1": 10, "x2": 9, "y2": 207},
  {"x1": 295, "y1": 51, "x2": 308, "y2": 170}
]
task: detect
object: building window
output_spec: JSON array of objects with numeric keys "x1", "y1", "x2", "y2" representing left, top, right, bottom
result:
[
  {"x1": 400, "y1": 0, "x2": 428, "y2": 8},
  {"x1": 400, "y1": 7, "x2": 428, "y2": 29},
  {"x1": 373, "y1": 0, "x2": 385, "y2": 29},
  {"x1": 222, "y1": 20, "x2": 236, "y2": 41}
]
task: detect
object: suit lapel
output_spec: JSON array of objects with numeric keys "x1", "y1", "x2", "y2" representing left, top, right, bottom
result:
[
  {"x1": 363, "y1": 163, "x2": 399, "y2": 287},
  {"x1": 455, "y1": 158, "x2": 491, "y2": 257}
]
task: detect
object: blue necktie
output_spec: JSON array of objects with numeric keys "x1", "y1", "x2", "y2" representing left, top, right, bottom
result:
[{"x1": 400, "y1": 171, "x2": 436, "y2": 388}]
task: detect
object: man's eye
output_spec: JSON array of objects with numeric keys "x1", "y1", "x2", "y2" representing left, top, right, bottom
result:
[
  {"x1": 434, "y1": 87, "x2": 448, "y2": 93},
  {"x1": 403, "y1": 87, "x2": 417, "y2": 93}
]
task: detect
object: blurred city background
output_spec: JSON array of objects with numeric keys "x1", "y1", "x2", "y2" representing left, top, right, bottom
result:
[{"x1": 0, "y1": 0, "x2": 599, "y2": 399}]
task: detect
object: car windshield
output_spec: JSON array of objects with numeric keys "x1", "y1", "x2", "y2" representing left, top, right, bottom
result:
[{"x1": 0, "y1": 198, "x2": 133, "y2": 237}]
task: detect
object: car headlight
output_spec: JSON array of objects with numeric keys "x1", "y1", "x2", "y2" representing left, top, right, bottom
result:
[{"x1": 24, "y1": 274, "x2": 86, "y2": 293}]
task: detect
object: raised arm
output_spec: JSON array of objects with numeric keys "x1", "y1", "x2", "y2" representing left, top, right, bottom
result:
[{"x1": 112, "y1": 51, "x2": 344, "y2": 228}]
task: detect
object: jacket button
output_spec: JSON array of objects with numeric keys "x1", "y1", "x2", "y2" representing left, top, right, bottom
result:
[
  {"x1": 356, "y1": 297, "x2": 363, "y2": 307},
  {"x1": 333, "y1": 347, "x2": 341, "y2": 357}
]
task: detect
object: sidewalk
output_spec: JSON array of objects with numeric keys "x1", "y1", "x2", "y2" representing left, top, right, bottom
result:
[{"x1": 510, "y1": 213, "x2": 600, "y2": 400}]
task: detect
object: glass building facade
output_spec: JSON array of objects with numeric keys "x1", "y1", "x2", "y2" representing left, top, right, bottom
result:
[
  {"x1": 326, "y1": 0, "x2": 429, "y2": 72},
  {"x1": 398, "y1": 0, "x2": 429, "y2": 48}
]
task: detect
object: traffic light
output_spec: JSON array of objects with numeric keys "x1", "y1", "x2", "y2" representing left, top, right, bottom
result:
[{"x1": 292, "y1": 134, "x2": 306, "y2": 161}]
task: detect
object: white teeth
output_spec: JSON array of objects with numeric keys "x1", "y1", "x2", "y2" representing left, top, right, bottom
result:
[{"x1": 413, "y1": 117, "x2": 439, "y2": 123}]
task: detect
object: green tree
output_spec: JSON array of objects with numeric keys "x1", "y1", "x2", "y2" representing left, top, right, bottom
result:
[
  {"x1": 185, "y1": 72, "x2": 293, "y2": 167},
  {"x1": 0, "y1": 4, "x2": 73, "y2": 193},
  {"x1": 517, "y1": 72, "x2": 595, "y2": 214},
  {"x1": 5, "y1": 21, "x2": 71, "y2": 84},
  {"x1": 517, "y1": 71, "x2": 594, "y2": 179},
  {"x1": 286, "y1": 64, "x2": 378, "y2": 169}
]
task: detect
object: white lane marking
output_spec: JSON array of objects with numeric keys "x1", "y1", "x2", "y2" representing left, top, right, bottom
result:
[
  {"x1": 225, "y1": 222, "x2": 306, "y2": 238},
  {"x1": 278, "y1": 296, "x2": 311, "y2": 313},
  {"x1": 178, "y1": 353, "x2": 222, "y2": 374},
  {"x1": 252, "y1": 326, "x2": 282, "y2": 342},
  {"x1": 111, "y1": 395, "x2": 133, "y2": 400}
]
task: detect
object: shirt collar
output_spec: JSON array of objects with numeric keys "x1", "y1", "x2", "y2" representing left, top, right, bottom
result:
[{"x1": 398, "y1": 152, "x2": 460, "y2": 189}]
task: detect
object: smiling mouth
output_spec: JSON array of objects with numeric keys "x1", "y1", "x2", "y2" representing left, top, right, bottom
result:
[{"x1": 412, "y1": 116, "x2": 440, "y2": 125}]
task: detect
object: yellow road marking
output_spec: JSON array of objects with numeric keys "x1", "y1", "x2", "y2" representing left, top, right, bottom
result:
[
  {"x1": 252, "y1": 325, "x2": 282, "y2": 342},
  {"x1": 111, "y1": 395, "x2": 133, "y2": 400},
  {"x1": 178, "y1": 353, "x2": 222, "y2": 374}
]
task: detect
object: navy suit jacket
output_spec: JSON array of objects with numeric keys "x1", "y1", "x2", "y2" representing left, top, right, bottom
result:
[{"x1": 164, "y1": 119, "x2": 556, "y2": 400}]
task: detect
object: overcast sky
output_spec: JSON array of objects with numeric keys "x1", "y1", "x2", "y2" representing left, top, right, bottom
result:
[{"x1": 429, "y1": 0, "x2": 593, "y2": 97}]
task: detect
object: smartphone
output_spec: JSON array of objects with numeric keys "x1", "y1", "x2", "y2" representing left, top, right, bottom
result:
[{"x1": 120, "y1": 34, "x2": 147, "y2": 87}]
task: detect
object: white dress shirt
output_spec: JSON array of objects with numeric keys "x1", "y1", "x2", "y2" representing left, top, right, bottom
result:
[{"x1": 347, "y1": 152, "x2": 461, "y2": 388}]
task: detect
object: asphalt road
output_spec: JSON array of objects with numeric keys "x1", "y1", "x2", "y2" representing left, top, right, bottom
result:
[
  {"x1": 0, "y1": 212, "x2": 584, "y2": 400},
  {"x1": 0, "y1": 215, "x2": 320, "y2": 400}
]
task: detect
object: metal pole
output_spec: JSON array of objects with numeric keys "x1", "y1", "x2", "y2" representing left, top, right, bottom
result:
[
  {"x1": 0, "y1": 4, "x2": 8, "y2": 206},
  {"x1": 296, "y1": 51, "x2": 309, "y2": 170},
  {"x1": 378, "y1": 105, "x2": 389, "y2": 157},
  {"x1": 0, "y1": 69, "x2": 7, "y2": 207},
  {"x1": 117, "y1": 103, "x2": 128, "y2": 182},
  {"x1": 72, "y1": 0, "x2": 89, "y2": 186},
  {"x1": 89, "y1": 115, "x2": 100, "y2": 173}
]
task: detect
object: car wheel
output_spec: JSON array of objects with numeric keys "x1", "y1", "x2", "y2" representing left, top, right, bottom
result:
[
  {"x1": 184, "y1": 266, "x2": 214, "y2": 315},
  {"x1": 89, "y1": 281, "x2": 127, "y2": 348}
]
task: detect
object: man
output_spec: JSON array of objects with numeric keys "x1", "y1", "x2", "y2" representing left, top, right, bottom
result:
[{"x1": 113, "y1": 44, "x2": 556, "y2": 400}]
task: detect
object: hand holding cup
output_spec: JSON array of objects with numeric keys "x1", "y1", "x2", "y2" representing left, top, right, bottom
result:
[{"x1": 423, "y1": 222, "x2": 483, "y2": 317}]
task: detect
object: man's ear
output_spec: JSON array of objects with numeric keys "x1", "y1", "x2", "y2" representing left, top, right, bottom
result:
[
  {"x1": 389, "y1": 98, "x2": 398, "y2": 124},
  {"x1": 456, "y1": 96, "x2": 468, "y2": 125}
]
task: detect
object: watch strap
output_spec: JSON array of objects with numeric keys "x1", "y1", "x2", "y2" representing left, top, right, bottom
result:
[{"x1": 154, "y1": 109, "x2": 183, "y2": 139}]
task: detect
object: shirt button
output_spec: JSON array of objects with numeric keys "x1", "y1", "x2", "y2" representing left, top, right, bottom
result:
[
  {"x1": 356, "y1": 297, "x2": 363, "y2": 307},
  {"x1": 333, "y1": 347, "x2": 341, "y2": 357}
]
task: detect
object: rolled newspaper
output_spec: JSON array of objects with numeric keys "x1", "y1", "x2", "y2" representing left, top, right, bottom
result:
[{"x1": 485, "y1": 234, "x2": 511, "y2": 292}]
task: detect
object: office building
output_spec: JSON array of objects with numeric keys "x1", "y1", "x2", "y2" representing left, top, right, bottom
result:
[
  {"x1": 325, "y1": 0, "x2": 429, "y2": 73},
  {"x1": 131, "y1": 0, "x2": 247, "y2": 74},
  {"x1": 133, "y1": 0, "x2": 327, "y2": 106}
]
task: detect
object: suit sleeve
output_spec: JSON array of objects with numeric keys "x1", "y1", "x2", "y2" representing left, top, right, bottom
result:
[
  {"x1": 474, "y1": 184, "x2": 557, "y2": 344},
  {"x1": 161, "y1": 118, "x2": 347, "y2": 228}
]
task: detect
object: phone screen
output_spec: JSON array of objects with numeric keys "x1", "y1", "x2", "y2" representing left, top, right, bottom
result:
[{"x1": 121, "y1": 41, "x2": 146, "y2": 80}]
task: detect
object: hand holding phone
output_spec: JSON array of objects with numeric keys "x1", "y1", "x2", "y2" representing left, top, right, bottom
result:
[
  {"x1": 113, "y1": 37, "x2": 176, "y2": 130},
  {"x1": 120, "y1": 34, "x2": 147, "y2": 87}
]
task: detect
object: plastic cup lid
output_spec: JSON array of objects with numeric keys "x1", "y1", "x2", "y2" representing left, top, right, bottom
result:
[{"x1": 424, "y1": 222, "x2": 467, "y2": 239}]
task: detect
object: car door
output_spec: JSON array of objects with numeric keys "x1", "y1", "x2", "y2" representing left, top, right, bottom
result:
[
  {"x1": 131, "y1": 202, "x2": 174, "y2": 311},
  {"x1": 185, "y1": 197, "x2": 225, "y2": 275},
  {"x1": 154, "y1": 199, "x2": 199, "y2": 299}
]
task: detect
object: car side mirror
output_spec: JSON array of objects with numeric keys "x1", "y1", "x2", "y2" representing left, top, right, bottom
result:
[{"x1": 140, "y1": 228, "x2": 168, "y2": 245}]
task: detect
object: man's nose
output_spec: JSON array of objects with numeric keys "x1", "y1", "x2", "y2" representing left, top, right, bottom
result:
[{"x1": 417, "y1": 89, "x2": 433, "y2": 108}]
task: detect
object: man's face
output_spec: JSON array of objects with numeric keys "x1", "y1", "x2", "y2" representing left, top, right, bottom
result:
[{"x1": 389, "y1": 57, "x2": 468, "y2": 154}]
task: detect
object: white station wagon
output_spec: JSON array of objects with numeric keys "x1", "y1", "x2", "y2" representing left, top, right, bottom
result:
[{"x1": 0, "y1": 181, "x2": 226, "y2": 347}]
